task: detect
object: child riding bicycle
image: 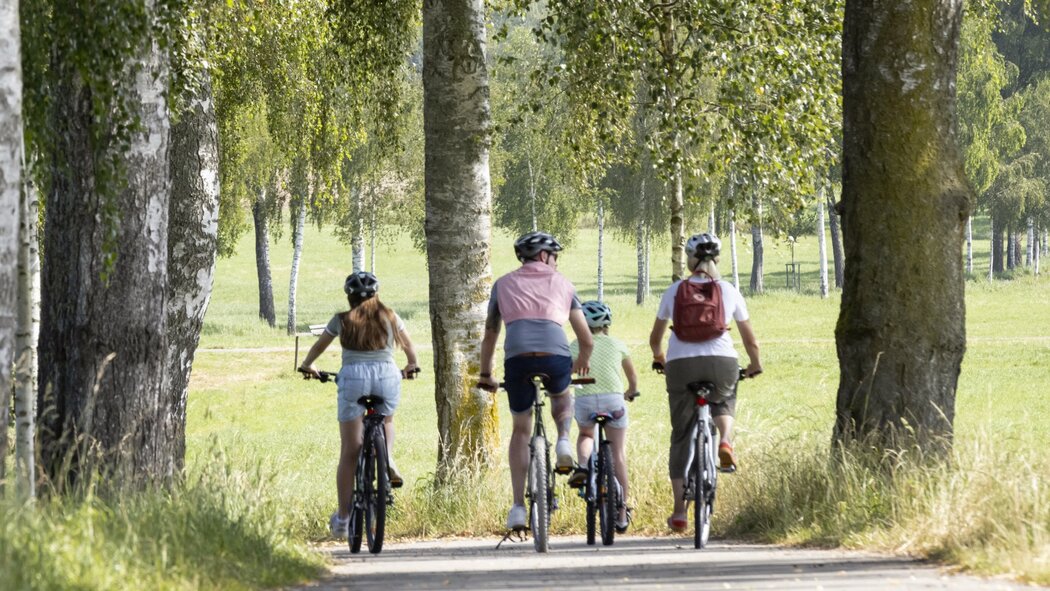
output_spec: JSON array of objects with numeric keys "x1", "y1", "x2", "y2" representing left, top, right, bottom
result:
[
  {"x1": 567, "y1": 300, "x2": 639, "y2": 533},
  {"x1": 648, "y1": 233, "x2": 762, "y2": 533},
  {"x1": 478, "y1": 231, "x2": 593, "y2": 530},
  {"x1": 298, "y1": 271, "x2": 420, "y2": 538}
]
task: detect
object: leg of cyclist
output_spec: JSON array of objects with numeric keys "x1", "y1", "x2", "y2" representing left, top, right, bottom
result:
[
  {"x1": 606, "y1": 426, "x2": 630, "y2": 524},
  {"x1": 665, "y1": 358, "x2": 697, "y2": 531},
  {"x1": 337, "y1": 418, "x2": 364, "y2": 518},
  {"x1": 575, "y1": 424, "x2": 595, "y2": 463},
  {"x1": 382, "y1": 415, "x2": 404, "y2": 487},
  {"x1": 507, "y1": 410, "x2": 532, "y2": 527},
  {"x1": 550, "y1": 389, "x2": 575, "y2": 469}
]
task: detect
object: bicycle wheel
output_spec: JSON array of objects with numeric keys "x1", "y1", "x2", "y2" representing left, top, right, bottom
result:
[
  {"x1": 599, "y1": 442, "x2": 617, "y2": 546},
  {"x1": 529, "y1": 435, "x2": 549, "y2": 553},
  {"x1": 364, "y1": 428, "x2": 389, "y2": 554},
  {"x1": 348, "y1": 505, "x2": 364, "y2": 554},
  {"x1": 694, "y1": 424, "x2": 712, "y2": 549},
  {"x1": 585, "y1": 454, "x2": 597, "y2": 546}
]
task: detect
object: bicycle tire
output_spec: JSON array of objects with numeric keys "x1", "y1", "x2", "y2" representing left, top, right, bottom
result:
[
  {"x1": 349, "y1": 505, "x2": 364, "y2": 554},
  {"x1": 365, "y1": 428, "x2": 388, "y2": 554},
  {"x1": 694, "y1": 421, "x2": 712, "y2": 549},
  {"x1": 529, "y1": 435, "x2": 550, "y2": 553},
  {"x1": 585, "y1": 454, "x2": 597, "y2": 546},
  {"x1": 599, "y1": 442, "x2": 617, "y2": 546}
]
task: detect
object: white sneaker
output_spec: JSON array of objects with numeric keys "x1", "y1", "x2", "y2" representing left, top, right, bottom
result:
[
  {"x1": 329, "y1": 512, "x2": 350, "y2": 539},
  {"x1": 555, "y1": 438, "x2": 575, "y2": 471},
  {"x1": 506, "y1": 504, "x2": 527, "y2": 529}
]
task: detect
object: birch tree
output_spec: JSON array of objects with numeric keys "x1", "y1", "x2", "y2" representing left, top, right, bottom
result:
[
  {"x1": 0, "y1": 0, "x2": 23, "y2": 492},
  {"x1": 424, "y1": 0, "x2": 499, "y2": 471},
  {"x1": 14, "y1": 176, "x2": 39, "y2": 500},
  {"x1": 39, "y1": 0, "x2": 174, "y2": 485},
  {"x1": 817, "y1": 199, "x2": 828, "y2": 299},
  {"x1": 834, "y1": 0, "x2": 973, "y2": 449}
]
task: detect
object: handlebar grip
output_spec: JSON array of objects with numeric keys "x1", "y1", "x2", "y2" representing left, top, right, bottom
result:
[
  {"x1": 476, "y1": 382, "x2": 501, "y2": 393},
  {"x1": 571, "y1": 377, "x2": 596, "y2": 385},
  {"x1": 652, "y1": 361, "x2": 665, "y2": 374}
]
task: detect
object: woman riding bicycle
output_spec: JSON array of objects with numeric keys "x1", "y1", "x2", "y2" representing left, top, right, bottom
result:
[
  {"x1": 298, "y1": 271, "x2": 420, "y2": 538},
  {"x1": 478, "y1": 231, "x2": 593, "y2": 530},
  {"x1": 648, "y1": 233, "x2": 762, "y2": 533}
]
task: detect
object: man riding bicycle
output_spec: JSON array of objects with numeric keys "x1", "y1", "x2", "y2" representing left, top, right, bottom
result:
[
  {"x1": 649, "y1": 232, "x2": 762, "y2": 532},
  {"x1": 479, "y1": 231, "x2": 593, "y2": 530}
]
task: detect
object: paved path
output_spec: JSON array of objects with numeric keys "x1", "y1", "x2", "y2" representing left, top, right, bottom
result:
[{"x1": 295, "y1": 536, "x2": 1036, "y2": 591}]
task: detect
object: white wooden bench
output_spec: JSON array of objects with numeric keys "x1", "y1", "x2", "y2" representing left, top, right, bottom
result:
[{"x1": 294, "y1": 323, "x2": 329, "y2": 371}]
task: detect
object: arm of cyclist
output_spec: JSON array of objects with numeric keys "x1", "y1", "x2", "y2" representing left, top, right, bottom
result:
[
  {"x1": 736, "y1": 318, "x2": 763, "y2": 377},
  {"x1": 622, "y1": 356, "x2": 639, "y2": 401},
  {"x1": 399, "y1": 326, "x2": 421, "y2": 378},
  {"x1": 649, "y1": 317, "x2": 669, "y2": 371},
  {"x1": 478, "y1": 309, "x2": 501, "y2": 391},
  {"x1": 298, "y1": 331, "x2": 336, "y2": 379},
  {"x1": 567, "y1": 308, "x2": 592, "y2": 376}
]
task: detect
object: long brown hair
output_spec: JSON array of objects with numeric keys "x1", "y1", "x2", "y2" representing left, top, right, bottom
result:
[{"x1": 339, "y1": 295, "x2": 406, "y2": 351}]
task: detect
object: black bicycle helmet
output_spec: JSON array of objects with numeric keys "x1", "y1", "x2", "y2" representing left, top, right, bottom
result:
[
  {"x1": 344, "y1": 271, "x2": 379, "y2": 298},
  {"x1": 514, "y1": 231, "x2": 563, "y2": 261},
  {"x1": 685, "y1": 233, "x2": 721, "y2": 262},
  {"x1": 580, "y1": 300, "x2": 612, "y2": 328}
]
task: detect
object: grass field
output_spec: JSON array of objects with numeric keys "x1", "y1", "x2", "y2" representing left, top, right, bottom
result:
[{"x1": 186, "y1": 220, "x2": 1050, "y2": 582}]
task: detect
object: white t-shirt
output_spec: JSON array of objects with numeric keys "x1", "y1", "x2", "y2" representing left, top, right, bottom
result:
[{"x1": 656, "y1": 277, "x2": 749, "y2": 361}]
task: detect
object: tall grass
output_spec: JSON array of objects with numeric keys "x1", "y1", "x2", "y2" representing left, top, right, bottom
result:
[{"x1": 0, "y1": 457, "x2": 323, "y2": 591}]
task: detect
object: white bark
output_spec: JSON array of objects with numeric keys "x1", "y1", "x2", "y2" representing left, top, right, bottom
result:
[
  {"x1": 14, "y1": 171, "x2": 39, "y2": 500},
  {"x1": 750, "y1": 191, "x2": 764, "y2": 294},
  {"x1": 636, "y1": 176, "x2": 648, "y2": 305},
  {"x1": 1026, "y1": 218, "x2": 1034, "y2": 268},
  {"x1": 0, "y1": 0, "x2": 23, "y2": 490},
  {"x1": 729, "y1": 212, "x2": 740, "y2": 287},
  {"x1": 988, "y1": 217, "x2": 994, "y2": 281},
  {"x1": 1034, "y1": 226, "x2": 1040, "y2": 276},
  {"x1": 818, "y1": 199, "x2": 829, "y2": 298},
  {"x1": 369, "y1": 204, "x2": 376, "y2": 274},
  {"x1": 527, "y1": 156, "x2": 537, "y2": 231},
  {"x1": 966, "y1": 216, "x2": 973, "y2": 275},
  {"x1": 287, "y1": 200, "x2": 306, "y2": 335},
  {"x1": 351, "y1": 186, "x2": 364, "y2": 272},
  {"x1": 596, "y1": 193, "x2": 604, "y2": 302},
  {"x1": 708, "y1": 204, "x2": 716, "y2": 234}
]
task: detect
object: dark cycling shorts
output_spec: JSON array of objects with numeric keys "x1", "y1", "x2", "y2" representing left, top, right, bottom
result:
[{"x1": 503, "y1": 354, "x2": 573, "y2": 414}]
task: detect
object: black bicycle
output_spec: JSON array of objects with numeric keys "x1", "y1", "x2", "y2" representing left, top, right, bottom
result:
[
  {"x1": 481, "y1": 374, "x2": 594, "y2": 552},
  {"x1": 301, "y1": 367, "x2": 419, "y2": 554},
  {"x1": 578, "y1": 393, "x2": 639, "y2": 546},
  {"x1": 654, "y1": 363, "x2": 756, "y2": 549}
]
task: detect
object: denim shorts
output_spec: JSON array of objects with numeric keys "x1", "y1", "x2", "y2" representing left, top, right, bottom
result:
[
  {"x1": 337, "y1": 361, "x2": 401, "y2": 422},
  {"x1": 503, "y1": 354, "x2": 573, "y2": 414},
  {"x1": 574, "y1": 393, "x2": 629, "y2": 429}
]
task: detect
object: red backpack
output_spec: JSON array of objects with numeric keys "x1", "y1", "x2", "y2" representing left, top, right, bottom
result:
[{"x1": 671, "y1": 272, "x2": 728, "y2": 342}]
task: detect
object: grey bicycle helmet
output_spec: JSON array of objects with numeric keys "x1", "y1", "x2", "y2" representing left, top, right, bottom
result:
[
  {"x1": 685, "y1": 233, "x2": 721, "y2": 262},
  {"x1": 580, "y1": 300, "x2": 612, "y2": 328},
  {"x1": 514, "y1": 231, "x2": 563, "y2": 261},
  {"x1": 344, "y1": 271, "x2": 379, "y2": 298}
]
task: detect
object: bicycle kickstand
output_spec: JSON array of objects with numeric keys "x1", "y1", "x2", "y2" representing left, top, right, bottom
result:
[{"x1": 496, "y1": 526, "x2": 529, "y2": 550}]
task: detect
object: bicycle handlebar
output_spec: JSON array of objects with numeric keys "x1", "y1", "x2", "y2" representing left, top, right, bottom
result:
[
  {"x1": 476, "y1": 376, "x2": 595, "y2": 393},
  {"x1": 651, "y1": 361, "x2": 761, "y2": 380},
  {"x1": 298, "y1": 367, "x2": 421, "y2": 383}
]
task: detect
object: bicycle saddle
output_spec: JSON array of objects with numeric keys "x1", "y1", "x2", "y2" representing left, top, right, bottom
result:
[
  {"x1": 356, "y1": 395, "x2": 386, "y2": 406},
  {"x1": 686, "y1": 381, "x2": 716, "y2": 396},
  {"x1": 590, "y1": 409, "x2": 625, "y2": 422}
]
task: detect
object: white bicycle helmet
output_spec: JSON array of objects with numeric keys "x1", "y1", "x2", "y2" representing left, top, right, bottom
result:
[
  {"x1": 344, "y1": 271, "x2": 379, "y2": 298},
  {"x1": 514, "y1": 231, "x2": 563, "y2": 261},
  {"x1": 580, "y1": 300, "x2": 612, "y2": 328},
  {"x1": 685, "y1": 233, "x2": 721, "y2": 262}
]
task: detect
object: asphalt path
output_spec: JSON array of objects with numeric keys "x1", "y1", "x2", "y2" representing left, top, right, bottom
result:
[{"x1": 294, "y1": 536, "x2": 1038, "y2": 591}]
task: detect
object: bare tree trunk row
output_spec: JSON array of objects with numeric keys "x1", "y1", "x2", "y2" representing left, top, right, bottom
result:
[
  {"x1": 287, "y1": 197, "x2": 306, "y2": 335},
  {"x1": 253, "y1": 191, "x2": 276, "y2": 327}
]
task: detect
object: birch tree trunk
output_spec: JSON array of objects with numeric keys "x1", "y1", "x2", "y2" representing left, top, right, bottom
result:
[
  {"x1": 661, "y1": 9, "x2": 686, "y2": 281},
  {"x1": 15, "y1": 172, "x2": 40, "y2": 500},
  {"x1": 424, "y1": 0, "x2": 498, "y2": 472},
  {"x1": 828, "y1": 194, "x2": 844, "y2": 288},
  {"x1": 708, "y1": 204, "x2": 716, "y2": 234},
  {"x1": 527, "y1": 156, "x2": 537, "y2": 231},
  {"x1": 351, "y1": 186, "x2": 364, "y2": 272},
  {"x1": 989, "y1": 217, "x2": 996, "y2": 280},
  {"x1": 369, "y1": 205, "x2": 377, "y2": 274},
  {"x1": 1006, "y1": 228, "x2": 1016, "y2": 270},
  {"x1": 1034, "y1": 227, "x2": 1040, "y2": 276},
  {"x1": 992, "y1": 219, "x2": 1003, "y2": 274},
  {"x1": 253, "y1": 191, "x2": 276, "y2": 327},
  {"x1": 0, "y1": 0, "x2": 23, "y2": 491},
  {"x1": 164, "y1": 70, "x2": 220, "y2": 477},
  {"x1": 596, "y1": 193, "x2": 604, "y2": 302},
  {"x1": 750, "y1": 191, "x2": 764, "y2": 294},
  {"x1": 817, "y1": 199, "x2": 829, "y2": 298},
  {"x1": 1026, "y1": 218, "x2": 1034, "y2": 267},
  {"x1": 636, "y1": 177, "x2": 647, "y2": 305},
  {"x1": 39, "y1": 13, "x2": 173, "y2": 485},
  {"x1": 287, "y1": 198, "x2": 306, "y2": 336},
  {"x1": 966, "y1": 216, "x2": 973, "y2": 275},
  {"x1": 835, "y1": 0, "x2": 971, "y2": 449},
  {"x1": 730, "y1": 210, "x2": 740, "y2": 288}
]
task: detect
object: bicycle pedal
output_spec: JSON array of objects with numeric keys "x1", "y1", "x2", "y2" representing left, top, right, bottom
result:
[
  {"x1": 553, "y1": 466, "x2": 573, "y2": 475},
  {"x1": 718, "y1": 466, "x2": 737, "y2": 474}
]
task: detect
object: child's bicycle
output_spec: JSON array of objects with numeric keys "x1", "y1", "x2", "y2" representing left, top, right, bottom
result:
[
  {"x1": 300, "y1": 367, "x2": 420, "y2": 554},
  {"x1": 479, "y1": 374, "x2": 594, "y2": 552},
  {"x1": 577, "y1": 391, "x2": 639, "y2": 546},
  {"x1": 653, "y1": 362, "x2": 757, "y2": 549}
]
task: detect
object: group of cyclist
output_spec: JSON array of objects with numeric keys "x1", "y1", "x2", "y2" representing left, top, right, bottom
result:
[{"x1": 298, "y1": 229, "x2": 762, "y2": 540}]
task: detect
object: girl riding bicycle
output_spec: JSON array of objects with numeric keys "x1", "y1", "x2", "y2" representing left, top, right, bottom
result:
[
  {"x1": 568, "y1": 300, "x2": 638, "y2": 533},
  {"x1": 649, "y1": 233, "x2": 761, "y2": 533},
  {"x1": 298, "y1": 271, "x2": 420, "y2": 538}
]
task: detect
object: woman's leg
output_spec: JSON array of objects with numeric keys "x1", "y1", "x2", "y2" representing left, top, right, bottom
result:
[
  {"x1": 383, "y1": 414, "x2": 396, "y2": 463},
  {"x1": 337, "y1": 418, "x2": 364, "y2": 518},
  {"x1": 576, "y1": 424, "x2": 595, "y2": 463}
]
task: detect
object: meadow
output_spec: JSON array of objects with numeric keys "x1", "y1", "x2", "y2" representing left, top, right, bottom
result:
[{"x1": 186, "y1": 220, "x2": 1050, "y2": 583}]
